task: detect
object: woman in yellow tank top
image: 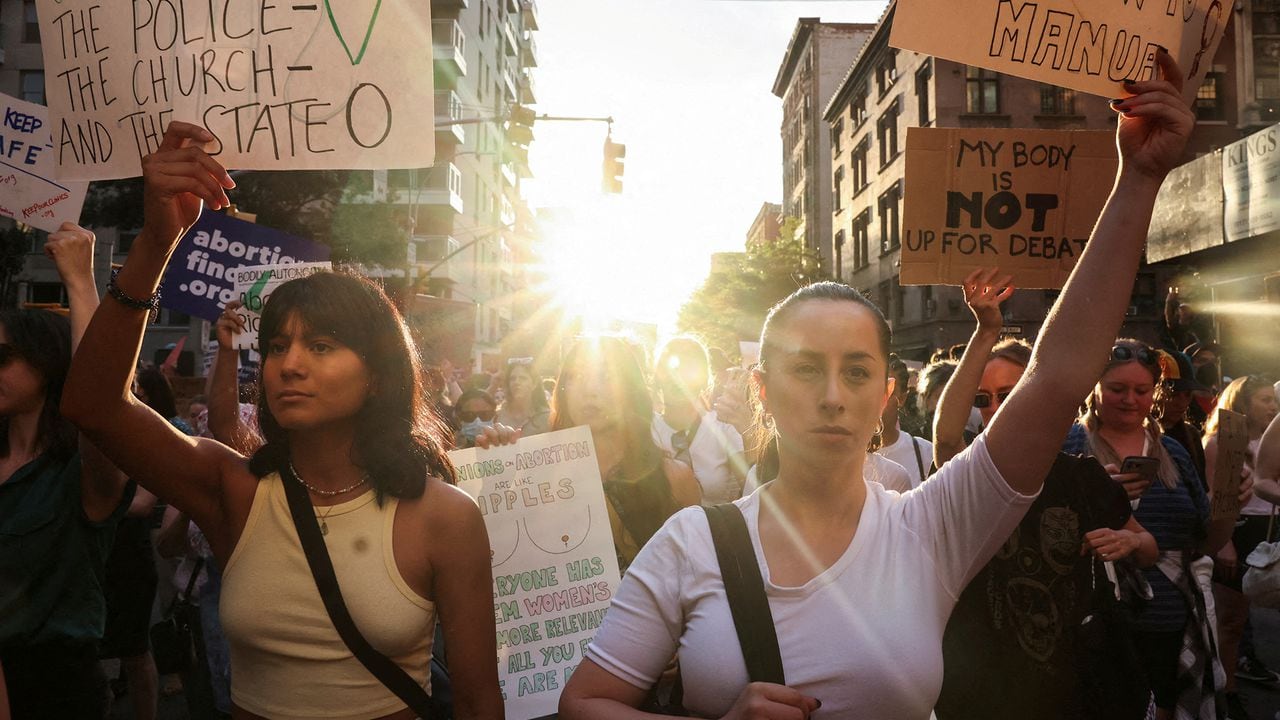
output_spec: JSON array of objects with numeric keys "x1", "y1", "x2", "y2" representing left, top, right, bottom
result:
[{"x1": 62, "y1": 122, "x2": 504, "y2": 720}]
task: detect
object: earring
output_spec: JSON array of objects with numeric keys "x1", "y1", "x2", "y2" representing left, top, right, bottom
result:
[{"x1": 873, "y1": 418, "x2": 884, "y2": 439}]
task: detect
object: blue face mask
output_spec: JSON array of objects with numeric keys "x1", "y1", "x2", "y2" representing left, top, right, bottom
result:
[{"x1": 461, "y1": 418, "x2": 494, "y2": 442}]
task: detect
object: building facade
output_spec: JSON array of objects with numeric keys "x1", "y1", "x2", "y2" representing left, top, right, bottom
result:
[
  {"x1": 746, "y1": 202, "x2": 782, "y2": 248},
  {"x1": 773, "y1": 19, "x2": 874, "y2": 275},
  {"x1": 349, "y1": 0, "x2": 541, "y2": 371},
  {"x1": 820, "y1": 2, "x2": 1240, "y2": 360}
]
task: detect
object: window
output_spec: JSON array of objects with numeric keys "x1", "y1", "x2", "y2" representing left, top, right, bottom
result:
[
  {"x1": 28, "y1": 282, "x2": 66, "y2": 306},
  {"x1": 833, "y1": 166, "x2": 844, "y2": 212},
  {"x1": 965, "y1": 66, "x2": 1000, "y2": 114},
  {"x1": 1195, "y1": 73, "x2": 1226, "y2": 121},
  {"x1": 1039, "y1": 84, "x2": 1076, "y2": 115},
  {"x1": 851, "y1": 87, "x2": 869, "y2": 128},
  {"x1": 853, "y1": 210, "x2": 871, "y2": 270},
  {"x1": 20, "y1": 71, "x2": 44, "y2": 105},
  {"x1": 834, "y1": 230, "x2": 846, "y2": 282},
  {"x1": 24, "y1": 1, "x2": 40, "y2": 43},
  {"x1": 877, "y1": 102, "x2": 899, "y2": 167},
  {"x1": 876, "y1": 51, "x2": 898, "y2": 97},
  {"x1": 878, "y1": 183, "x2": 901, "y2": 254},
  {"x1": 922, "y1": 285, "x2": 936, "y2": 319},
  {"x1": 878, "y1": 280, "x2": 893, "y2": 322},
  {"x1": 892, "y1": 278, "x2": 905, "y2": 320},
  {"x1": 851, "y1": 138, "x2": 869, "y2": 193},
  {"x1": 831, "y1": 119, "x2": 844, "y2": 156},
  {"x1": 916, "y1": 61, "x2": 932, "y2": 126}
]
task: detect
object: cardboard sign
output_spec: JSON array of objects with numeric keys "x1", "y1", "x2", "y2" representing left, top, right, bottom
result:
[
  {"x1": 0, "y1": 92, "x2": 88, "y2": 232},
  {"x1": 1210, "y1": 409, "x2": 1249, "y2": 523},
  {"x1": 900, "y1": 126, "x2": 1117, "y2": 288},
  {"x1": 230, "y1": 261, "x2": 331, "y2": 350},
  {"x1": 36, "y1": 0, "x2": 435, "y2": 180},
  {"x1": 162, "y1": 212, "x2": 330, "y2": 322},
  {"x1": 450, "y1": 427, "x2": 622, "y2": 720},
  {"x1": 1223, "y1": 123, "x2": 1280, "y2": 243},
  {"x1": 890, "y1": 0, "x2": 1233, "y2": 102}
]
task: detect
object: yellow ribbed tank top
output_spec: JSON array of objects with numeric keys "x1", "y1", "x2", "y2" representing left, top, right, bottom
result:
[{"x1": 220, "y1": 473, "x2": 436, "y2": 720}]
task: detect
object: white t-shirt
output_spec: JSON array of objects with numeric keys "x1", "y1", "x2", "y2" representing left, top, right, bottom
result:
[
  {"x1": 585, "y1": 435, "x2": 1035, "y2": 719},
  {"x1": 652, "y1": 411, "x2": 746, "y2": 505},
  {"x1": 876, "y1": 429, "x2": 934, "y2": 489},
  {"x1": 743, "y1": 452, "x2": 912, "y2": 495}
]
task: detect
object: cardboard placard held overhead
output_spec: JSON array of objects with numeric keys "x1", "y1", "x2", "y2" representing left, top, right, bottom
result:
[
  {"x1": 36, "y1": 0, "x2": 435, "y2": 180},
  {"x1": 0, "y1": 92, "x2": 89, "y2": 233},
  {"x1": 1210, "y1": 409, "x2": 1249, "y2": 524},
  {"x1": 901, "y1": 126, "x2": 1116, "y2": 289},
  {"x1": 450, "y1": 427, "x2": 623, "y2": 720},
  {"x1": 890, "y1": 0, "x2": 1233, "y2": 102}
]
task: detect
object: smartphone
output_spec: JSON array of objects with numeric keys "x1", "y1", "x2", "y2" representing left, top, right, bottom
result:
[
  {"x1": 1120, "y1": 455, "x2": 1160, "y2": 481},
  {"x1": 1120, "y1": 455, "x2": 1160, "y2": 510}
]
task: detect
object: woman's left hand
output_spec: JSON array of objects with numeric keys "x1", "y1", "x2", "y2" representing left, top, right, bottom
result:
[
  {"x1": 474, "y1": 423, "x2": 521, "y2": 449},
  {"x1": 1082, "y1": 527, "x2": 1140, "y2": 561},
  {"x1": 1112, "y1": 48, "x2": 1195, "y2": 182}
]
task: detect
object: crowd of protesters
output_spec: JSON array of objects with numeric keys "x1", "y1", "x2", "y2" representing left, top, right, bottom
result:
[{"x1": 2, "y1": 51, "x2": 1280, "y2": 720}]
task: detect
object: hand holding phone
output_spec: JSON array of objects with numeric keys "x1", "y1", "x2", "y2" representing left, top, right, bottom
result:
[{"x1": 1109, "y1": 456, "x2": 1159, "y2": 504}]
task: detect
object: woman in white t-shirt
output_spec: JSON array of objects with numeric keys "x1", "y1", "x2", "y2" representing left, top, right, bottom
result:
[{"x1": 558, "y1": 52, "x2": 1195, "y2": 720}]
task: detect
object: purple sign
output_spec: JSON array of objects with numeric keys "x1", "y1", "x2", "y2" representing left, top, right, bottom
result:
[{"x1": 161, "y1": 212, "x2": 330, "y2": 322}]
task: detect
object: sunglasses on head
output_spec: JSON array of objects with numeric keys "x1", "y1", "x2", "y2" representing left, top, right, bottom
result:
[
  {"x1": 1111, "y1": 345, "x2": 1158, "y2": 366},
  {"x1": 973, "y1": 391, "x2": 1011, "y2": 409},
  {"x1": 457, "y1": 409, "x2": 496, "y2": 422}
]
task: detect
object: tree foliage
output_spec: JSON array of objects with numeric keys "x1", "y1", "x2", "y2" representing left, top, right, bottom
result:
[{"x1": 677, "y1": 218, "x2": 828, "y2": 353}]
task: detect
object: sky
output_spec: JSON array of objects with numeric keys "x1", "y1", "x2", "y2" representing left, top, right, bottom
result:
[{"x1": 526, "y1": 0, "x2": 890, "y2": 333}]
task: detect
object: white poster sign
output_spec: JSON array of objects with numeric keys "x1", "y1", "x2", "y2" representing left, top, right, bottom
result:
[
  {"x1": 1222, "y1": 123, "x2": 1280, "y2": 243},
  {"x1": 0, "y1": 92, "x2": 88, "y2": 232},
  {"x1": 230, "y1": 261, "x2": 331, "y2": 350},
  {"x1": 36, "y1": 0, "x2": 435, "y2": 180},
  {"x1": 451, "y1": 427, "x2": 622, "y2": 720}
]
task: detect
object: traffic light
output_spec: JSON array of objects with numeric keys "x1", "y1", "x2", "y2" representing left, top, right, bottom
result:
[
  {"x1": 602, "y1": 138, "x2": 625, "y2": 194},
  {"x1": 506, "y1": 105, "x2": 536, "y2": 166}
]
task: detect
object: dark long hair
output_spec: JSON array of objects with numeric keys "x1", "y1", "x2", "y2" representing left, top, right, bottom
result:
[
  {"x1": 135, "y1": 366, "x2": 178, "y2": 419},
  {"x1": 247, "y1": 272, "x2": 456, "y2": 499},
  {"x1": 0, "y1": 309, "x2": 76, "y2": 461}
]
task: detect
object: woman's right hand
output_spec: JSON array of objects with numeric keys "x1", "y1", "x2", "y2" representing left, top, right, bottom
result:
[
  {"x1": 1104, "y1": 463, "x2": 1151, "y2": 501},
  {"x1": 962, "y1": 267, "x2": 1014, "y2": 335},
  {"x1": 215, "y1": 300, "x2": 246, "y2": 351},
  {"x1": 140, "y1": 121, "x2": 235, "y2": 245},
  {"x1": 720, "y1": 682, "x2": 820, "y2": 719}
]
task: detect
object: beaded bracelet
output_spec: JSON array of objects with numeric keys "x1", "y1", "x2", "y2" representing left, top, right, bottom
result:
[{"x1": 107, "y1": 268, "x2": 161, "y2": 323}]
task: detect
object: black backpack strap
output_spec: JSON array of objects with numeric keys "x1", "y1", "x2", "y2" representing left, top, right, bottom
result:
[
  {"x1": 910, "y1": 436, "x2": 927, "y2": 486},
  {"x1": 702, "y1": 503, "x2": 785, "y2": 685},
  {"x1": 279, "y1": 463, "x2": 436, "y2": 718}
]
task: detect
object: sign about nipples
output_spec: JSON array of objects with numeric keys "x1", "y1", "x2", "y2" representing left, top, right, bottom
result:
[
  {"x1": 451, "y1": 426, "x2": 622, "y2": 720},
  {"x1": 35, "y1": 0, "x2": 435, "y2": 180}
]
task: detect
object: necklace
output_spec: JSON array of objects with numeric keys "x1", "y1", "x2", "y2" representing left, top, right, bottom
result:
[{"x1": 287, "y1": 460, "x2": 370, "y2": 536}]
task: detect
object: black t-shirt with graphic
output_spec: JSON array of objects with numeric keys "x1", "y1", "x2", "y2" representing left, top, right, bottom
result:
[{"x1": 935, "y1": 453, "x2": 1131, "y2": 720}]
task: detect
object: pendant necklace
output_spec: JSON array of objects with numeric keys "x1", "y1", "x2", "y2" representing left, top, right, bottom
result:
[{"x1": 288, "y1": 460, "x2": 369, "y2": 536}]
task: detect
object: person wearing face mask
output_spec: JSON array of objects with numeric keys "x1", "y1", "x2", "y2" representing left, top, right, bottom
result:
[
  {"x1": 455, "y1": 389, "x2": 499, "y2": 449},
  {"x1": 1185, "y1": 341, "x2": 1224, "y2": 430}
]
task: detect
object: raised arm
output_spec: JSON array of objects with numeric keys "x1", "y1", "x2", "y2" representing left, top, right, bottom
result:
[
  {"x1": 61, "y1": 122, "x2": 244, "y2": 543},
  {"x1": 44, "y1": 224, "x2": 131, "y2": 521},
  {"x1": 985, "y1": 50, "x2": 1194, "y2": 494},
  {"x1": 932, "y1": 268, "x2": 1011, "y2": 467},
  {"x1": 206, "y1": 300, "x2": 262, "y2": 454}
]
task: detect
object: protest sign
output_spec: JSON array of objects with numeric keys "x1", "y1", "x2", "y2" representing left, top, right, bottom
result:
[
  {"x1": 1223, "y1": 123, "x2": 1280, "y2": 243},
  {"x1": 36, "y1": 0, "x2": 435, "y2": 180},
  {"x1": 1210, "y1": 409, "x2": 1249, "y2": 524},
  {"x1": 230, "y1": 261, "x2": 331, "y2": 350},
  {"x1": 900, "y1": 126, "x2": 1116, "y2": 288},
  {"x1": 451, "y1": 427, "x2": 621, "y2": 720},
  {"x1": 890, "y1": 0, "x2": 1233, "y2": 102},
  {"x1": 0, "y1": 92, "x2": 88, "y2": 233},
  {"x1": 162, "y1": 212, "x2": 330, "y2": 322}
]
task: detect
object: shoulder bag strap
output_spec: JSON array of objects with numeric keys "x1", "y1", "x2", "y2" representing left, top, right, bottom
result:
[
  {"x1": 279, "y1": 463, "x2": 436, "y2": 718},
  {"x1": 910, "y1": 436, "x2": 927, "y2": 486},
  {"x1": 703, "y1": 503, "x2": 786, "y2": 685}
]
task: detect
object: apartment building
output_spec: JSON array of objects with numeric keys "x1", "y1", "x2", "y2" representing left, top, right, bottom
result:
[
  {"x1": 820, "y1": 2, "x2": 1238, "y2": 360},
  {"x1": 773, "y1": 19, "x2": 875, "y2": 275},
  {"x1": 746, "y1": 202, "x2": 782, "y2": 248},
  {"x1": 350, "y1": 0, "x2": 541, "y2": 371}
]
